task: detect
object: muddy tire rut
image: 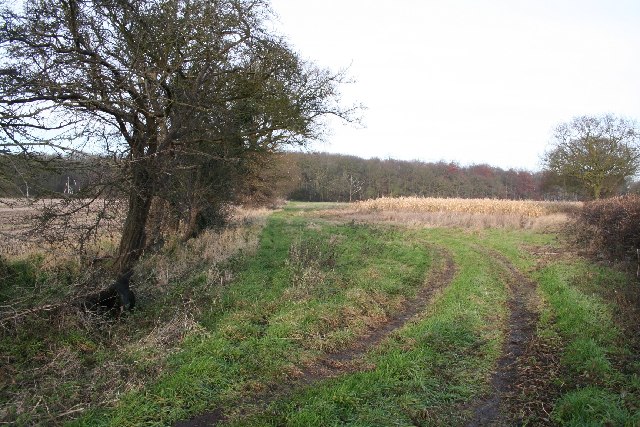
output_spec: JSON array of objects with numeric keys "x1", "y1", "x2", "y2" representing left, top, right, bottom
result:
[
  {"x1": 466, "y1": 250, "x2": 542, "y2": 427},
  {"x1": 175, "y1": 246, "x2": 457, "y2": 427}
]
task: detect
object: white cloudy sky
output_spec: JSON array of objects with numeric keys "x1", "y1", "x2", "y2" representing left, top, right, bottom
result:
[{"x1": 270, "y1": 0, "x2": 640, "y2": 171}]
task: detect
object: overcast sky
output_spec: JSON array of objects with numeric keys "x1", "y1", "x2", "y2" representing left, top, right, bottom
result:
[{"x1": 270, "y1": 0, "x2": 640, "y2": 171}]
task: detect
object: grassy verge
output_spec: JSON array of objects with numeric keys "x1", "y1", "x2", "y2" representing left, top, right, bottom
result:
[
  {"x1": 480, "y1": 229, "x2": 640, "y2": 426},
  {"x1": 536, "y1": 262, "x2": 640, "y2": 426},
  {"x1": 0, "y1": 211, "x2": 268, "y2": 426},
  {"x1": 73, "y1": 206, "x2": 436, "y2": 425}
]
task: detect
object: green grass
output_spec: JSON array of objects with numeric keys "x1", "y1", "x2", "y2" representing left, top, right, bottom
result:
[
  {"x1": 74, "y1": 210, "x2": 436, "y2": 426},
  {"x1": 233, "y1": 229, "x2": 510, "y2": 426},
  {"x1": 72, "y1": 211, "x2": 517, "y2": 426},
  {"x1": 4, "y1": 203, "x2": 640, "y2": 426},
  {"x1": 534, "y1": 262, "x2": 640, "y2": 425},
  {"x1": 479, "y1": 228, "x2": 640, "y2": 426},
  {"x1": 0, "y1": 254, "x2": 79, "y2": 304}
]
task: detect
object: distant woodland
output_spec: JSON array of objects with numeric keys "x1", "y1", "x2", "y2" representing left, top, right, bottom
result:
[
  {"x1": 5, "y1": 151, "x2": 638, "y2": 203},
  {"x1": 283, "y1": 152, "x2": 546, "y2": 201}
]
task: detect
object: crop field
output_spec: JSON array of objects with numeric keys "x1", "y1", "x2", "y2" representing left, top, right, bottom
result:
[
  {"x1": 352, "y1": 196, "x2": 582, "y2": 216},
  {"x1": 322, "y1": 197, "x2": 582, "y2": 230},
  {"x1": 0, "y1": 199, "x2": 40, "y2": 255},
  {"x1": 1, "y1": 200, "x2": 639, "y2": 426},
  {"x1": 0, "y1": 198, "x2": 124, "y2": 258}
]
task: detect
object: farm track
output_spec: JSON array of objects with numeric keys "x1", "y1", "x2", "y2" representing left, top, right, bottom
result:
[
  {"x1": 174, "y1": 246, "x2": 457, "y2": 427},
  {"x1": 466, "y1": 249, "x2": 543, "y2": 427}
]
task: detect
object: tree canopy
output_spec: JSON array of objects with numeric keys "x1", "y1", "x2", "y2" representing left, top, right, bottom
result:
[
  {"x1": 0, "y1": 0, "x2": 354, "y2": 309},
  {"x1": 543, "y1": 114, "x2": 640, "y2": 199}
]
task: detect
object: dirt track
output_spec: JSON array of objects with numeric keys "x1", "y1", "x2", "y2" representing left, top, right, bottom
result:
[
  {"x1": 175, "y1": 246, "x2": 457, "y2": 427},
  {"x1": 175, "y1": 245, "x2": 557, "y2": 427},
  {"x1": 466, "y1": 250, "x2": 544, "y2": 426}
]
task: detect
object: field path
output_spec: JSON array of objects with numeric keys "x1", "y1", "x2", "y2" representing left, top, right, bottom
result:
[
  {"x1": 175, "y1": 246, "x2": 457, "y2": 427},
  {"x1": 466, "y1": 249, "x2": 541, "y2": 426}
]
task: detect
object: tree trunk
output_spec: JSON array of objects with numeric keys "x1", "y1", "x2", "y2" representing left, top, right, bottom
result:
[
  {"x1": 110, "y1": 158, "x2": 154, "y2": 310},
  {"x1": 183, "y1": 204, "x2": 202, "y2": 241},
  {"x1": 146, "y1": 196, "x2": 170, "y2": 250}
]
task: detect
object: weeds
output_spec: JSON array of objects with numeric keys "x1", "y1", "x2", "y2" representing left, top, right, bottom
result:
[{"x1": 0, "y1": 208, "x2": 270, "y2": 425}]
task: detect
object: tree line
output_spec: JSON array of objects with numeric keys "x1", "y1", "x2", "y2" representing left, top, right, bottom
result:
[
  {"x1": 282, "y1": 152, "x2": 544, "y2": 202},
  {"x1": 7, "y1": 150, "x2": 636, "y2": 207},
  {"x1": 273, "y1": 152, "x2": 637, "y2": 203},
  {"x1": 284, "y1": 113, "x2": 640, "y2": 203}
]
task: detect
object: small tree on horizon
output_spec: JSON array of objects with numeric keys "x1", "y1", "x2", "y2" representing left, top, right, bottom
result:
[{"x1": 543, "y1": 114, "x2": 640, "y2": 199}]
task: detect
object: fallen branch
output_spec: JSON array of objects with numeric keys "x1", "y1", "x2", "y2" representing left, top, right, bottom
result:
[{"x1": 0, "y1": 303, "x2": 66, "y2": 327}]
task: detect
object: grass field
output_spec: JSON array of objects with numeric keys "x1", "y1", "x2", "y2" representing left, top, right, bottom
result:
[{"x1": 1, "y1": 200, "x2": 639, "y2": 426}]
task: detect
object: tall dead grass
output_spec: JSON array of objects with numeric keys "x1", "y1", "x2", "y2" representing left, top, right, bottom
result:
[
  {"x1": 0, "y1": 206, "x2": 273, "y2": 425},
  {"x1": 353, "y1": 197, "x2": 581, "y2": 217},
  {"x1": 136, "y1": 206, "x2": 271, "y2": 293},
  {"x1": 324, "y1": 197, "x2": 581, "y2": 229}
]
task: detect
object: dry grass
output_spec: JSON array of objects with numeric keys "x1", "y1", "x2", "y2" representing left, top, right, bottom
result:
[
  {"x1": 136, "y1": 207, "x2": 270, "y2": 294},
  {"x1": 0, "y1": 206, "x2": 272, "y2": 425},
  {"x1": 320, "y1": 197, "x2": 582, "y2": 230},
  {"x1": 0, "y1": 198, "x2": 124, "y2": 259},
  {"x1": 353, "y1": 197, "x2": 581, "y2": 217}
]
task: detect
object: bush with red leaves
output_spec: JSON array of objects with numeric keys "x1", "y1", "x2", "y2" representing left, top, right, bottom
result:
[{"x1": 572, "y1": 195, "x2": 640, "y2": 261}]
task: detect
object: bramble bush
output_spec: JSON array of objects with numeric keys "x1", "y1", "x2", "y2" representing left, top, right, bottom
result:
[{"x1": 571, "y1": 195, "x2": 640, "y2": 262}]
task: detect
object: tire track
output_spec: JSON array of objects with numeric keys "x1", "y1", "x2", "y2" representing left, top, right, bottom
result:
[
  {"x1": 466, "y1": 249, "x2": 540, "y2": 427},
  {"x1": 175, "y1": 246, "x2": 457, "y2": 427}
]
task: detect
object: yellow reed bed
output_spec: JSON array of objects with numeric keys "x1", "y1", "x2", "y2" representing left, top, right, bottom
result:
[{"x1": 352, "y1": 197, "x2": 581, "y2": 218}]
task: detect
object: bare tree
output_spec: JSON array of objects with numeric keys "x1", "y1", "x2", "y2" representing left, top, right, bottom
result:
[
  {"x1": 543, "y1": 114, "x2": 640, "y2": 199},
  {"x1": 347, "y1": 173, "x2": 363, "y2": 202},
  {"x1": 0, "y1": 0, "x2": 356, "y2": 310}
]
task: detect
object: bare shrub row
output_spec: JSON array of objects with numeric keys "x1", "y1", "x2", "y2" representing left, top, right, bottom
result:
[{"x1": 570, "y1": 195, "x2": 640, "y2": 262}]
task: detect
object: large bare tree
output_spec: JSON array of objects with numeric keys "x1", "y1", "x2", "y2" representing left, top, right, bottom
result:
[
  {"x1": 0, "y1": 0, "x2": 354, "y2": 309},
  {"x1": 543, "y1": 114, "x2": 640, "y2": 199}
]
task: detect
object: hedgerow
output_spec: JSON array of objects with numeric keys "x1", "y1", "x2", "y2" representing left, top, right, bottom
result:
[{"x1": 571, "y1": 195, "x2": 640, "y2": 262}]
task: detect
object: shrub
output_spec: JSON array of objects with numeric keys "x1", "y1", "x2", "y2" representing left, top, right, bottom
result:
[{"x1": 571, "y1": 195, "x2": 640, "y2": 261}]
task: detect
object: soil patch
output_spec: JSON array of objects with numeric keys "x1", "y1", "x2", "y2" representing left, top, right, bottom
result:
[{"x1": 175, "y1": 246, "x2": 457, "y2": 427}]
